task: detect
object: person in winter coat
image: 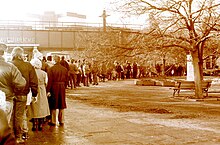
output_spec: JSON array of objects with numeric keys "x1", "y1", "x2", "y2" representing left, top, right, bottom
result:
[
  {"x1": 60, "y1": 56, "x2": 70, "y2": 88},
  {"x1": 0, "y1": 44, "x2": 26, "y2": 124},
  {"x1": 11, "y1": 47, "x2": 38, "y2": 144},
  {"x1": 46, "y1": 55, "x2": 68, "y2": 126},
  {"x1": 68, "y1": 59, "x2": 78, "y2": 89},
  {"x1": 91, "y1": 60, "x2": 99, "y2": 85},
  {"x1": 29, "y1": 58, "x2": 50, "y2": 131}
]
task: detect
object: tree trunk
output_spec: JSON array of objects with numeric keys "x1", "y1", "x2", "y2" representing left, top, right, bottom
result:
[
  {"x1": 161, "y1": 58, "x2": 165, "y2": 76},
  {"x1": 191, "y1": 50, "x2": 203, "y2": 99}
]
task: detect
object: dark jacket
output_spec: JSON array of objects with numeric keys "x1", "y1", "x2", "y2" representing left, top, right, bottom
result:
[
  {"x1": 60, "y1": 59, "x2": 69, "y2": 71},
  {"x1": 0, "y1": 57, "x2": 26, "y2": 101},
  {"x1": 47, "y1": 63, "x2": 68, "y2": 109},
  {"x1": 11, "y1": 58, "x2": 38, "y2": 97}
]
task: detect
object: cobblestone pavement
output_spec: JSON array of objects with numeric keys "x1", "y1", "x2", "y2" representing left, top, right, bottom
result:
[{"x1": 25, "y1": 79, "x2": 220, "y2": 145}]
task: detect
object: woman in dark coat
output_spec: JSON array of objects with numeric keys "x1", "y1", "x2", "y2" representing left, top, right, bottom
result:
[{"x1": 46, "y1": 55, "x2": 68, "y2": 126}]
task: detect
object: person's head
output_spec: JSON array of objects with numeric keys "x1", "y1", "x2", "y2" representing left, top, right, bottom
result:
[
  {"x1": 61, "y1": 56, "x2": 65, "y2": 60},
  {"x1": 42, "y1": 56, "x2": 46, "y2": 62},
  {"x1": 11, "y1": 47, "x2": 24, "y2": 60},
  {"x1": 30, "y1": 58, "x2": 42, "y2": 69},
  {"x1": 53, "y1": 55, "x2": 60, "y2": 63},
  {"x1": 71, "y1": 59, "x2": 75, "y2": 63},
  {"x1": 47, "y1": 56, "x2": 52, "y2": 61},
  {"x1": 0, "y1": 43, "x2": 7, "y2": 56},
  {"x1": 33, "y1": 48, "x2": 43, "y2": 60}
]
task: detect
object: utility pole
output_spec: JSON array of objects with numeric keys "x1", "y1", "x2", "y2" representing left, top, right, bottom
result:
[{"x1": 100, "y1": 10, "x2": 110, "y2": 32}]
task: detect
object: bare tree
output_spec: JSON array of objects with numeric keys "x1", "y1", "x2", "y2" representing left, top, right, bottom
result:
[{"x1": 112, "y1": 0, "x2": 220, "y2": 98}]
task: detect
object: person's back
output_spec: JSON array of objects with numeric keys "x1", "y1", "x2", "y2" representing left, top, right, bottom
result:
[
  {"x1": 69, "y1": 60, "x2": 78, "y2": 89},
  {"x1": 0, "y1": 58, "x2": 26, "y2": 102},
  {"x1": 41, "y1": 60, "x2": 50, "y2": 72},
  {"x1": 48, "y1": 63, "x2": 68, "y2": 84},
  {"x1": 47, "y1": 55, "x2": 68, "y2": 126},
  {"x1": 10, "y1": 47, "x2": 38, "y2": 143},
  {"x1": 60, "y1": 56, "x2": 69, "y2": 70},
  {"x1": 0, "y1": 44, "x2": 26, "y2": 123},
  {"x1": 11, "y1": 54, "x2": 38, "y2": 97},
  {"x1": 69, "y1": 60, "x2": 78, "y2": 75}
]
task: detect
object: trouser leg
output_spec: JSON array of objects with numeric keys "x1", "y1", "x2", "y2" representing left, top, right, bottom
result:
[
  {"x1": 13, "y1": 96, "x2": 27, "y2": 139},
  {"x1": 22, "y1": 107, "x2": 28, "y2": 133},
  {"x1": 69, "y1": 74, "x2": 73, "y2": 89},
  {"x1": 58, "y1": 109, "x2": 64, "y2": 124},
  {"x1": 51, "y1": 109, "x2": 57, "y2": 124},
  {"x1": 93, "y1": 73, "x2": 98, "y2": 84},
  {"x1": 38, "y1": 118, "x2": 43, "y2": 131},
  {"x1": 73, "y1": 74, "x2": 77, "y2": 88},
  {"x1": 32, "y1": 118, "x2": 37, "y2": 131},
  {"x1": 6, "y1": 101, "x2": 13, "y2": 125}
]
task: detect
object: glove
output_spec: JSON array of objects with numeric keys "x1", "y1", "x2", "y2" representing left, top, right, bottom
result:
[
  {"x1": 31, "y1": 97, "x2": 37, "y2": 103},
  {"x1": 47, "y1": 92, "x2": 51, "y2": 97}
]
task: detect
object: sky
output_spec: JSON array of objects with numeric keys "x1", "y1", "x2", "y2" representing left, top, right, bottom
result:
[{"x1": 0, "y1": 0, "x2": 146, "y2": 26}]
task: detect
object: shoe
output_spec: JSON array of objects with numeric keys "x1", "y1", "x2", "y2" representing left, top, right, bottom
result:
[
  {"x1": 22, "y1": 133, "x2": 29, "y2": 140},
  {"x1": 48, "y1": 122, "x2": 56, "y2": 126},
  {"x1": 16, "y1": 138, "x2": 25, "y2": 144}
]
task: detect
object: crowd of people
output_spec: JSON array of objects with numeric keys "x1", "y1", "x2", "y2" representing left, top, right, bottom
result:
[
  {"x1": 47, "y1": 58, "x2": 148, "y2": 89},
  {"x1": 0, "y1": 43, "x2": 187, "y2": 144},
  {"x1": 0, "y1": 44, "x2": 146, "y2": 144},
  {"x1": 0, "y1": 45, "x2": 68, "y2": 144}
]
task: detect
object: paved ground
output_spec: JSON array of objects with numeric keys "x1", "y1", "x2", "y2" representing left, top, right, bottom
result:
[{"x1": 25, "y1": 79, "x2": 220, "y2": 145}]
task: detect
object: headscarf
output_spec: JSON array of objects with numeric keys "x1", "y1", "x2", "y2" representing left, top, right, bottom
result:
[{"x1": 30, "y1": 58, "x2": 42, "y2": 69}]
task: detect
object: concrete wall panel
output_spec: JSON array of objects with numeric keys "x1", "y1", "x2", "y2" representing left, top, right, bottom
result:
[
  {"x1": 49, "y1": 31, "x2": 61, "y2": 48},
  {"x1": 62, "y1": 32, "x2": 74, "y2": 48},
  {"x1": 35, "y1": 31, "x2": 49, "y2": 47}
]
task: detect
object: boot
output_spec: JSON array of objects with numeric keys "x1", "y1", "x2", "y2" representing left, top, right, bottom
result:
[
  {"x1": 32, "y1": 118, "x2": 37, "y2": 131},
  {"x1": 38, "y1": 118, "x2": 43, "y2": 131},
  {"x1": 22, "y1": 132, "x2": 29, "y2": 140}
]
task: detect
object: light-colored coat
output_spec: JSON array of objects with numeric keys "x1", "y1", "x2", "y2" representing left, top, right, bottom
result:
[{"x1": 28, "y1": 69, "x2": 50, "y2": 118}]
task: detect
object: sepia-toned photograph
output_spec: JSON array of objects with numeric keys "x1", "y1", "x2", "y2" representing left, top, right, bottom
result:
[{"x1": 0, "y1": 0, "x2": 219, "y2": 144}]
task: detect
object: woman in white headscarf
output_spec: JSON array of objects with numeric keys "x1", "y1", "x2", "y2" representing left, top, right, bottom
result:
[{"x1": 28, "y1": 58, "x2": 50, "y2": 131}]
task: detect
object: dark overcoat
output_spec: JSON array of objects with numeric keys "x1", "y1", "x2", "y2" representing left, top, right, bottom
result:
[{"x1": 46, "y1": 63, "x2": 68, "y2": 109}]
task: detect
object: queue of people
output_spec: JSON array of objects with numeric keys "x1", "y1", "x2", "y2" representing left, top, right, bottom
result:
[
  {"x1": 51, "y1": 58, "x2": 145, "y2": 89},
  {"x1": 0, "y1": 44, "x2": 68, "y2": 144}
]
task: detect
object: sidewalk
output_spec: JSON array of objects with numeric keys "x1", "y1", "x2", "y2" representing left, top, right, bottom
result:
[{"x1": 25, "y1": 79, "x2": 220, "y2": 145}]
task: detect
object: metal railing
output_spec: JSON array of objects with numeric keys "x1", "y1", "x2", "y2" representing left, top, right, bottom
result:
[{"x1": 0, "y1": 20, "x2": 143, "y2": 31}]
